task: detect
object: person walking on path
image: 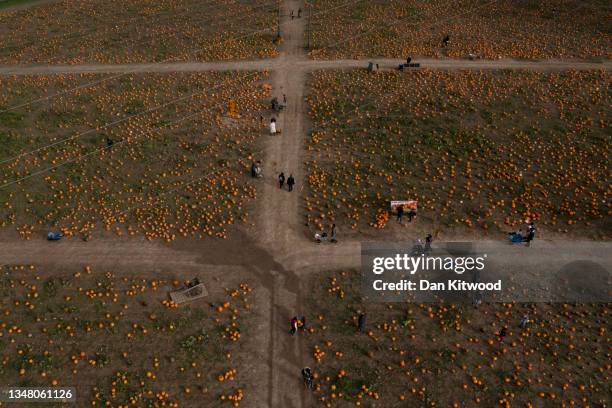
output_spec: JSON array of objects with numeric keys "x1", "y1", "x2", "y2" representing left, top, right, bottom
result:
[
  {"x1": 270, "y1": 118, "x2": 277, "y2": 135},
  {"x1": 498, "y1": 327, "x2": 507, "y2": 342},
  {"x1": 424, "y1": 233, "x2": 433, "y2": 254},
  {"x1": 525, "y1": 222, "x2": 536, "y2": 246},
  {"x1": 283, "y1": 94, "x2": 287, "y2": 104},
  {"x1": 287, "y1": 174, "x2": 295, "y2": 192},
  {"x1": 472, "y1": 290, "x2": 483, "y2": 307},
  {"x1": 330, "y1": 223, "x2": 337, "y2": 243},
  {"x1": 278, "y1": 172, "x2": 285, "y2": 189},
  {"x1": 291, "y1": 10, "x2": 294, "y2": 19},
  {"x1": 251, "y1": 160, "x2": 262, "y2": 178},
  {"x1": 528, "y1": 221, "x2": 535, "y2": 234},
  {"x1": 298, "y1": 8, "x2": 302, "y2": 18},
  {"x1": 290, "y1": 317, "x2": 299, "y2": 335},
  {"x1": 396, "y1": 205, "x2": 404, "y2": 224},
  {"x1": 302, "y1": 367, "x2": 314, "y2": 390},
  {"x1": 358, "y1": 313, "x2": 366, "y2": 332},
  {"x1": 407, "y1": 207, "x2": 417, "y2": 222},
  {"x1": 519, "y1": 314, "x2": 529, "y2": 329}
]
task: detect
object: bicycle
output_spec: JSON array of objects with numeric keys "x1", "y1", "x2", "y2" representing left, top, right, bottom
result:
[
  {"x1": 410, "y1": 239, "x2": 425, "y2": 256},
  {"x1": 411, "y1": 235, "x2": 433, "y2": 256}
]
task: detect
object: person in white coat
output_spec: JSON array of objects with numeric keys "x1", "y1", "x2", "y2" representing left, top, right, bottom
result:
[{"x1": 270, "y1": 118, "x2": 277, "y2": 135}]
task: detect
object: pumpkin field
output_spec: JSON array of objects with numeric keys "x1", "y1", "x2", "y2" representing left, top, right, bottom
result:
[
  {"x1": 0, "y1": 263, "x2": 256, "y2": 407},
  {"x1": 0, "y1": 0, "x2": 278, "y2": 65},
  {"x1": 308, "y1": 0, "x2": 611, "y2": 60},
  {"x1": 0, "y1": 71, "x2": 271, "y2": 241},
  {"x1": 0, "y1": 0, "x2": 609, "y2": 406},
  {"x1": 303, "y1": 269, "x2": 611, "y2": 407},
  {"x1": 305, "y1": 69, "x2": 610, "y2": 238}
]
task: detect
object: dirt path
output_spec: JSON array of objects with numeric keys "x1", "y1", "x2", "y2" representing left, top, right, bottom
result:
[
  {"x1": 255, "y1": 1, "x2": 313, "y2": 407},
  {"x1": 2, "y1": 236, "x2": 611, "y2": 274},
  {"x1": 0, "y1": 57, "x2": 609, "y2": 76}
]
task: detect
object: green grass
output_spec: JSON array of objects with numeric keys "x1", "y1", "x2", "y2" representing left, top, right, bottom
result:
[
  {"x1": 0, "y1": 131, "x2": 26, "y2": 160},
  {"x1": 0, "y1": 111, "x2": 24, "y2": 128}
]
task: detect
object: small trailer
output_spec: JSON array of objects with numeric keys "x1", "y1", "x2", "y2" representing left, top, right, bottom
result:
[
  {"x1": 398, "y1": 63, "x2": 420, "y2": 70},
  {"x1": 169, "y1": 278, "x2": 208, "y2": 305}
]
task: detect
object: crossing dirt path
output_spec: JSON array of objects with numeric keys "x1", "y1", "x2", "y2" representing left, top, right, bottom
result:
[
  {"x1": 3, "y1": 236, "x2": 611, "y2": 278},
  {"x1": 258, "y1": 1, "x2": 312, "y2": 406},
  {"x1": 0, "y1": 57, "x2": 609, "y2": 76}
]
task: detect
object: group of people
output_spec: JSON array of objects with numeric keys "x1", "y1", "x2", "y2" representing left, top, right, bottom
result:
[
  {"x1": 269, "y1": 96, "x2": 285, "y2": 134},
  {"x1": 278, "y1": 172, "x2": 295, "y2": 191},
  {"x1": 251, "y1": 165, "x2": 296, "y2": 191},
  {"x1": 498, "y1": 314, "x2": 531, "y2": 342},
  {"x1": 290, "y1": 317, "x2": 313, "y2": 390},
  {"x1": 270, "y1": 94, "x2": 287, "y2": 112},
  {"x1": 508, "y1": 221, "x2": 536, "y2": 246},
  {"x1": 290, "y1": 8, "x2": 302, "y2": 19},
  {"x1": 396, "y1": 204, "x2": 417, "y2": 224},
  {"x1": 411, "y1": 234, "x2": 433, "y2": 255},
  {"x1": 254, "y1": 96, "x2": 299, "y2": 193},
  {"x1": 314, "y1": 223, "x2": 337, "y2": 243}
]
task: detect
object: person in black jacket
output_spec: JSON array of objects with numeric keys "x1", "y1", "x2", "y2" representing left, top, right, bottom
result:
[
  {"x1": 287, "y1": 174, "x2": 295, "y2": 192},
  {"x1": 330, "y1": 224, "x2": 337, "y2": 243},
  {"x1": 525, "y1": 222, "x2": 536, "y2": 246},
  {"x1": 278, "y1": 172, "x2": 285, "y2": 189},
  {"x1": 358, "y1": 313, "x2": 366, "y2": 332}
]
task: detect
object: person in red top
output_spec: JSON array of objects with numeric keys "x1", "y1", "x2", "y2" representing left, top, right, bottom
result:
[{"x1": 290, "y1": 317, "x2": 299, "y2": 335}]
